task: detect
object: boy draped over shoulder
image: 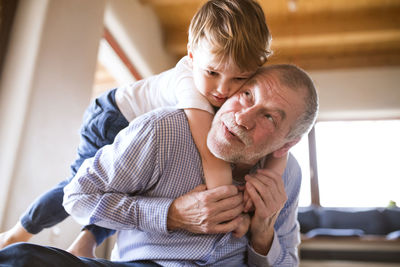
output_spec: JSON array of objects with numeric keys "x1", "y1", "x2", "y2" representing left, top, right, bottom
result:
[{"x1": 0, "y1": 0, "x2": 278, "y2": 259}]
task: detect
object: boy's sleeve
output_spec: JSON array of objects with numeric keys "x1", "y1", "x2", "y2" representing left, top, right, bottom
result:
[{"x1": 174, "y1": 56, "x2": 215, "y2": 114}]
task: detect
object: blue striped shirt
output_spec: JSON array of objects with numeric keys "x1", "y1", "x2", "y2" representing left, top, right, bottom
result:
[{"x1": 63, "y1": 108, "x2": 301, "y2": 266}]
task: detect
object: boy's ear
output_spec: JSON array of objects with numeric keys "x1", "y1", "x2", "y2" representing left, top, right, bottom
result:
[
  {"x1": 272, "y1": 137, "x2": 301, "y2": 158},
  {"x1": 187, "y1": 44, "x2": 194, "y2": 61}
]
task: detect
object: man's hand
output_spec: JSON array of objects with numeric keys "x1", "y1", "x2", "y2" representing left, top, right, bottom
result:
[
  {"x1": 245, "y1": 167, "x2": 288, "y2": 255},
  {"x1": 167, "y1": 184, "x2": 245, "y2": 234}
]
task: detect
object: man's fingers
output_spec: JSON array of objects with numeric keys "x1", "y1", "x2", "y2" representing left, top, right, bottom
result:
[
  {"x1": 212, "y1": 216, "x2": 243, "y2": 234},
  {"x1": 246, "y1": 172, "x2": 285, "y2": 196},
  {"x1": 255, "y1": 168, "x2": 282, "y2": 183},
  {"x1": 246, "y1": 175, "x2": 288, "y2": 219},
  {"x1": 203, "y1": 185, "x2": 239, "y2": 202},
  {"x1": 245, "y1": 181, "x2": 266, "y2": 211},
  {"x1": 215, "y1": 193, "x2": 243, "y2": 211},
  {"x1": 212, "y1": 202, "x2": 244, "y2": 223}
]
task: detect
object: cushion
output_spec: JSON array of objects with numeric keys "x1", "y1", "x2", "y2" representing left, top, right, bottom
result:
[
  {"x1": 382, "y1": 208, "x2": 400, "y2": 233},
  {"x1": 319, "y1": 209, "x2": 386, "y2": 235},
  {"x1": 298, "y1": 207, "x2": 320, "y2": 233},
  {"x1": 305, "y1": 228, "x2": 365, "y2": 238}
]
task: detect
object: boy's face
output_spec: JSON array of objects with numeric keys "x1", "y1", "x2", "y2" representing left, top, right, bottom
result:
[{"x1": 188, "y1": 41, "x2": 257, "y2": 107}]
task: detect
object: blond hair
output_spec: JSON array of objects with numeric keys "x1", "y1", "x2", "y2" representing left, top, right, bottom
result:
[{"x1": 188, "y1": 0, "x2": 272, "y2": 71}]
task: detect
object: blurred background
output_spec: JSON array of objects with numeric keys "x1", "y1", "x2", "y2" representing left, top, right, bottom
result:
[{"x1": 0, "y1": 0, "x2": 399, "y2": 265}]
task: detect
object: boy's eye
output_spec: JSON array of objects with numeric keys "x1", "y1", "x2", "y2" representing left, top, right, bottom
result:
[
  {"x1": 234, "y1": 77, "x2": 247, "y2": 81},
  {"x1": 206, "y1": 70, "x2": 218, "y2": 76}
]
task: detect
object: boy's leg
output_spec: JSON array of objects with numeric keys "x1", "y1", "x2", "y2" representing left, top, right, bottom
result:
[
  {"x1": 0, "y1": 222, "x2": 32, "y2": 249},
  {"x1": 66, "y1": 226, "x2": 115, "y2": 258},
  {"x1": 0, "y1": 179, "x2": 70, "y2": 249},
  {"x1": 0, "y1": 89, "x2": 128, "y2": 248},
  {"x1": 19, "y1": 179, "x2": 70, "y2": 234},
  {"x1": 67, "y1": 89, "x2": 128, "y2": 254},
  {"x1": 0, "y1": 243, "x2": 160, "y2": 267}
]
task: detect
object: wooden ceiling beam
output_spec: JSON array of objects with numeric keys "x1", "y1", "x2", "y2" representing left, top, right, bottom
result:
[
  {"x1": 142, "y1": 0, "x2": 400, "y2": 70},
  {"x1": 270, "y1": 51, "x2": 400, "y2": 71},
  {"x1": 272, "y1": 30, "x2": 400, "y2": 55}
]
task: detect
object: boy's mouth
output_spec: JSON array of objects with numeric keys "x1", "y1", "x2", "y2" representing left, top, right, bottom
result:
[{"x1": 212, "y1": 95, "x2": 227, "y2": 104}]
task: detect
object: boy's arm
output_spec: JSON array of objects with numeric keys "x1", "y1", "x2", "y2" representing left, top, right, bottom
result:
[{"x1": 184, "y1": 108, "x2": 232, "y2": 189}]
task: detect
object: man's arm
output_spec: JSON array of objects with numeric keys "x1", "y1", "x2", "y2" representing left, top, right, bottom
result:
[
  {"x1": 246, "y1": 154, "x2": 301, "y2": 266},
  {"x1": 63, "y1": 114, "x2": 174, "y2": 233}
]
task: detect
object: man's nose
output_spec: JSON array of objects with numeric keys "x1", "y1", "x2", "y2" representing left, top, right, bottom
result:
[{"x1": 234, "y1": 108, "x2": 256, "y2": 130}]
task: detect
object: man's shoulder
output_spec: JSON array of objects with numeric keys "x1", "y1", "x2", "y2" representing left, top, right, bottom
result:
[
  {"x1": 133, "y1": 108, "x2": 188, "y2": 130},
  {"x1": 281, "y1": 153, "x2": 302, "y2": 189}
]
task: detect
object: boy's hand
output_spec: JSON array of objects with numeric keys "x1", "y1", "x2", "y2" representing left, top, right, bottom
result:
[
  {"x1": 232, "y1": 213, "x2": 251, "y2": 238},
  {"x1": 243, "y1": 190, "x2": 254, "y2": 213}
]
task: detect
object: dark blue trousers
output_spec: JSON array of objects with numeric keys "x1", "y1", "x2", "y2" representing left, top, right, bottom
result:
[
  {"x1": 0, "y1": 243, "x2": 159, "y2": 267},
  {"x1": 19, "y1": 89, "x2": 129, "y2": 245}
]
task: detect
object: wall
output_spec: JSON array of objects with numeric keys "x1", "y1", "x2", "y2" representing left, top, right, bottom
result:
[
  {"x1": 104, "y1": 0, "x2": 176, "y2": 78},
  {"x1": 0, "y1": 0, "x2": 106, "y2": 249},
  {"x1": 0, "y1": 0, "x2": 174, "y2": 256},
  {"x1": 311, "y1": 66, "x2": 400, "y2": 121}
]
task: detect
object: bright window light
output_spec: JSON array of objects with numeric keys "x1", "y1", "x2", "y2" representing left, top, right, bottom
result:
[
  {"x1": 291, "y1": 136, "x2": 311, "y2": 207},
  {"x1": 315, "y1": 120, "x2": 400, "y2": 207}
]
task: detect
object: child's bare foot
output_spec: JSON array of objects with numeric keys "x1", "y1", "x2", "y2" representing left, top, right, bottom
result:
[
  {"x1": 0, "y1": 222, "x2": 33, "y2": 249},
  {"x1": 67, "y1": 229, "x2": 97, "y2": 258}
]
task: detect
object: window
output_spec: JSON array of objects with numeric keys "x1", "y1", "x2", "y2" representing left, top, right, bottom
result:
[
  {"x1": 92, "y1": 28, "x2": 141, "y2": 98},
  {"x1": 316, "y1": 120, "x2": 400, "y2": 207},
  {"x1": 295, "y1": 120, "x2": 400, "y2": 208}
]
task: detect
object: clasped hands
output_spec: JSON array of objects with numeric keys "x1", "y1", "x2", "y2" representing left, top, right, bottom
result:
[{"x1": 167, "y1": 163, "x2": 287, "y2": 255}]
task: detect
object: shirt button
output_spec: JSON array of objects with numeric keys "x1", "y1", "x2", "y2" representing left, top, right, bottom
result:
[{"x1": 88, "y1": 168, "x2": 94, "y2": 175}]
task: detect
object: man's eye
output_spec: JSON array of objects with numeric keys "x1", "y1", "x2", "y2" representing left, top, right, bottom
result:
[{"x1": 265, "y1": 114, "x2": 275, "y2": 124}]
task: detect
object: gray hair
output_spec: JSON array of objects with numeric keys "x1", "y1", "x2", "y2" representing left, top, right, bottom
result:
[{"x1": 261, "y1": 64, "x2": 319, "y2": 140}]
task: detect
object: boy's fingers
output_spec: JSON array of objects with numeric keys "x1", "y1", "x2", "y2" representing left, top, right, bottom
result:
[{"x1": 244, "y1": 198, "x2": 252, "y2": 212}]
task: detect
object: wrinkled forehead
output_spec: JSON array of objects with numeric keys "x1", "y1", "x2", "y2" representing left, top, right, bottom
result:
[{"x1": 242, "y1": 68, "x2": 279, "y2": 90}]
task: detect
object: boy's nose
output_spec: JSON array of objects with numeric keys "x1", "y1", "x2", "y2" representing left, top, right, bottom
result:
[{"x1": 216, "y1": 81, "x2": 230, "y2": 96}]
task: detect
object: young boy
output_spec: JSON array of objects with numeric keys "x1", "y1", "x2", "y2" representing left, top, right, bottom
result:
[{"x1": 0, "y1": 0, "x2": 273, "y2": 257}]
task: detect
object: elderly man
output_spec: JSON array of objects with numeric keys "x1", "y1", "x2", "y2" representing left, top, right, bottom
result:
[{"x1": 0, "y1": 64, "x2": 318, "y2": 266}]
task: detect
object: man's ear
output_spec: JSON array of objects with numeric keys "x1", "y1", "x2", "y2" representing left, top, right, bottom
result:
[
  {"x1": 272, "y1": 137, "x2": 301, "y2": 158},
  {"x1": 187, "y1": 44, "x2": 194, "y2": 61}
]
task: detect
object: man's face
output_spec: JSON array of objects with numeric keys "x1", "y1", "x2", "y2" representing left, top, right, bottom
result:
[
  {"x1": 188, "y1": 40, "x2": 256, "y2": 107},
  {"x1": 207, "y1": 69, "x2": 305, "y2": 165}
]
